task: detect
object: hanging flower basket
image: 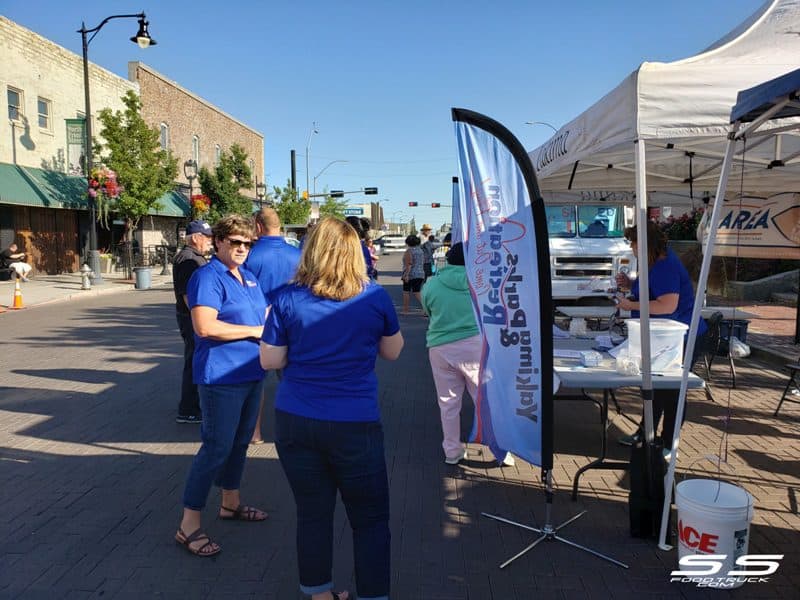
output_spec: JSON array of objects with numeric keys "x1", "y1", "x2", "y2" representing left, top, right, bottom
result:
[
  {"x1": 88, "y1": 167, "x2": 121, "y2": 228},
  {"x1": 191, "y1": 194, "x2": 211, "y2": 218}
]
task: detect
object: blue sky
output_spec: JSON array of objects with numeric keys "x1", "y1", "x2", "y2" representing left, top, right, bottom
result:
[{"x1": 4, "y1": 0, "x2": 765, "y2": 229}]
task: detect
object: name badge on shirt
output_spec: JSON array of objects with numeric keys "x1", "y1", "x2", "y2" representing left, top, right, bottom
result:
[{"x1": 246, "y1": 280, "x2": 258, "y2": 288}]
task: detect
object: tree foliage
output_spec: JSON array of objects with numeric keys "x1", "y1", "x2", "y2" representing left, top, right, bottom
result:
[
  {"x1": 272, "y1": 180, "x2": 311, "y2": 225},
  {"x1": 95, "y1": 90, "x2": 178, "y2": 237},
  {"x1": 318, "y1": 192, "x2": 348, "y2": 219},
  {"x1": 198, "y1": 143, "x2": 254, "y2": 222}
]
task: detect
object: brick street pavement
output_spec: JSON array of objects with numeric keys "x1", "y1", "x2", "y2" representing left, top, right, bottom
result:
[{"x1": 0, "y1": 255, "x2": 797, "y2": 599}]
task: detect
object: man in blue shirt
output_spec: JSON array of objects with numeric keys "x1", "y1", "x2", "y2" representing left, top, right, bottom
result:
[{"x1": 244, "y1": 207, "x2": 301, "y2": 443}]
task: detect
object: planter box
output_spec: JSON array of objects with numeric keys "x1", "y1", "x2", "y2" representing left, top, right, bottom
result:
[{"x1": 99, "y1": 256, "x2": 114, "y2": 274}]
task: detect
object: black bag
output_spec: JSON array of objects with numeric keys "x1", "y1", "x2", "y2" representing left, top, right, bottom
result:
[{"x1": 628, "y1": 439, "x2": 671, "y2": 540}]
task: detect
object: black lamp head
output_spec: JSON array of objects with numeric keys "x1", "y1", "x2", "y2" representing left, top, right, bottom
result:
[{"x1": 131, "y1": 16, "x2": 156, "y2": 48}]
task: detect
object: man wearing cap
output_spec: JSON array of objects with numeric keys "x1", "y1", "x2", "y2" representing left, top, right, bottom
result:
[
  {"x1": 420, "y1": 224, "x2": 434, "y2": 279},
  {"x1": 173, "y1": 220, "x2": 213, "y2": 424}
]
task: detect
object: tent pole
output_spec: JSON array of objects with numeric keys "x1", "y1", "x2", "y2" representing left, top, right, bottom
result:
[
  {"x1": 634, "y1": 140, "x2": 654, "y2": 442},
  {"x1": 658, "y1": 125, "x2": 740, "y2": 550}
]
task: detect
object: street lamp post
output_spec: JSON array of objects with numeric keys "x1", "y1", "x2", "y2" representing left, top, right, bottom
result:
[
  {"x1": 305, "y1": 121, "x2": 318, "y2": 199},
  {"x1": 255, "y1": 176, "x2": 267, "y2": 208},
  {"x1": 183, "y1": 159, "x2": 198, "y2": 200},
  {"x1": 79, "y1": 12, "x2": 156, "y2": 283},
  {"x1": 313, "y1": 160, "x2": 348, "y2": 198}
]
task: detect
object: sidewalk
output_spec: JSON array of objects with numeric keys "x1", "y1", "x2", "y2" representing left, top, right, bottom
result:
[{"x1": 0, "y1": 267, "x2": 173, "y2": 311}]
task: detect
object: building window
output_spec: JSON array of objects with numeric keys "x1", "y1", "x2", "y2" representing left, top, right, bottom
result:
[
  {"x1": 7, "y1": 87, "x2": 23, "y2": 121},
  {"x1": 215, "y1": 144, "x2": 221, "y2": 166},
  {"x1": 192, "y1": 135, "x2": 200, "y2": 164},
  {"x1": 160, "y1": 123, "x2": 169, "y2": 150},
  {"x1": 37, "y1": 97, "x2": 52, "y2": 130}
]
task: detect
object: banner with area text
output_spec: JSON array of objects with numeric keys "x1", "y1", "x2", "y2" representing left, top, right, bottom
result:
[{"x1": 452, "y1": 108, "x2": 554, "y2": 469}]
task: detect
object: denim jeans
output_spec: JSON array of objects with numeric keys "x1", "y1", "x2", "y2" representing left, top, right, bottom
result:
[
  {"x1": 182, "y1": 380, "x2": 263, "y2": 510},
  {"x1": 176, "y1": 313, "x2": 200, "y2": 417},
  {"x1": 275, "y1": 409, "x2": 390, "y2": 600}
]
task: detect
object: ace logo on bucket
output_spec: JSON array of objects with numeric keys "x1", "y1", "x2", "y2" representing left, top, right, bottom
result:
[{"x1": 670, "y1": 554, "x2": 784, "y2": 588}]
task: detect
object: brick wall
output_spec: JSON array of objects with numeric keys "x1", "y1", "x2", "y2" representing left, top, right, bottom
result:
[
  {"x1": 130, "y1": 62, "x2": 264, "y2": 193},
  {"x1": 0, "y1": 16, "x2": 137, "y2": 171}
]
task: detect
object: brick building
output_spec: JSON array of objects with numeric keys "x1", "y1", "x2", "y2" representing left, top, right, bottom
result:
[{"x1": 0, "y1": 17, "x2": 264, "y2": 274}]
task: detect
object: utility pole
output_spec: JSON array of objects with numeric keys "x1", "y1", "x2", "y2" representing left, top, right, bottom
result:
[{"x1": 290, "y1": 149, "x2": 296, "y2": 191}]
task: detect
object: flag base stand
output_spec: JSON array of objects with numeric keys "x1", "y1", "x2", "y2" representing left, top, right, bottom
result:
[{"x1": 481, "y1": 470, "x2": 628, "y2": 570}]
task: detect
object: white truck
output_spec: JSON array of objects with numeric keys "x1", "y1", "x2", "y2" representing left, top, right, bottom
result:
[{"x1": 545, "y1": 203, "x2": 636, "y2": 302}]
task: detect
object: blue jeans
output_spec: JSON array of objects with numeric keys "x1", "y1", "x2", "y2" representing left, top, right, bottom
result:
[
  {"x1": 182, "y1": 380, "x2": 263, "y2": 510},
  {"x1": 275, "y1": 410, "x2": 390, "y2": 600}
]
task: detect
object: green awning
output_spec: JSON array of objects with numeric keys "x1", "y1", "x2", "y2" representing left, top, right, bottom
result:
[{"x1": 0, "y1": 162, "x2": 190, "y2": 217}]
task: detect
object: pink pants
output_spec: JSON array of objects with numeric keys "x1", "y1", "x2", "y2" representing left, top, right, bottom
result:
[{"x1": 428, "y1": 334, "x2": 482, "y2": 459}]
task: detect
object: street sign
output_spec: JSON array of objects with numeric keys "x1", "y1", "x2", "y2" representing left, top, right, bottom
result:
[{"x1": 343, "y1": 207, "x2": 364, "y2": 216}]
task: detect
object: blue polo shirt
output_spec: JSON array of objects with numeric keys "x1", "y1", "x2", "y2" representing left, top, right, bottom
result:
[
  {"x1": 244, "y1": 236, "x2": 301, "y2": 303},
  {"x1": 262, "y1": 282, "x2": 400, "y2": 422},
  {"x1": 187, "y1": 257, "x2": 267, "y2": 384},
  {"x1": 631, "y1": 248, "x2": 707, "y2": 337}
]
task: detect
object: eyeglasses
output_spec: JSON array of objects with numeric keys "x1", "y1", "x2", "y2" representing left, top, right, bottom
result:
[{"x1": 225, "y1": 238, "x2": 253, "y2": 250}]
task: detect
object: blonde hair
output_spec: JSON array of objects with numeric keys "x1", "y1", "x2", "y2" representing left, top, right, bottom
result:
[{"x1": 294, "y1": 217, "x2": 368, "y2": 300}]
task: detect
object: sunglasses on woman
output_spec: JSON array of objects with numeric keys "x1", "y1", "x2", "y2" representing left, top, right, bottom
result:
[{"x1": 225, "y1": 238, "x2": 253, "y2": 249}]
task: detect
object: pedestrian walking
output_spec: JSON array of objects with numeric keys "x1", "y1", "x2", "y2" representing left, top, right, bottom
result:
[
  {"x1": 420, "y1": 242, "x2": 515, "y2": 467},
  {"x1": 261, "y1": 216, "x2": 403, "y2": 600},
  {"x1": 175, "y1": 215, "x2": 268, "y2": 558},
  {"x1": 244, "y1": 207, "x2": 301, "y2": 444},
  {"x1": 401, "y1": 234, "x2": 425, "y2": 314},
  {"x1": 172, "y1": 220, "x2": 213, "y2": 424},
  {"x1": 419, "y1": 224, "x2": 434, "y2": 278}
]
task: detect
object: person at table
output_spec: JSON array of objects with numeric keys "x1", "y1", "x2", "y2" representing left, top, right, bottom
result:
[
  {"x1": 174, "y1": 215, "x2": 268, "y2": 557},
  {"x1": 615, "y1": 221, "x2": 707, "y2": 456},
  {"x1": 421, "y1": 242, "x2": 515, "y2": 467},
  {"x1": 260, "y1": 216, "x2": 403, "y2": 600}
]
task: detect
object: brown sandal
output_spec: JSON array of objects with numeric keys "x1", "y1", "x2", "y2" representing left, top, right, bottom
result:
[
  {"x1": 219, "y1": 504, "x2": 268, "y2": 521},
  {"x1": 175, "y1": 527, "x2": 221, "y2": 557}
]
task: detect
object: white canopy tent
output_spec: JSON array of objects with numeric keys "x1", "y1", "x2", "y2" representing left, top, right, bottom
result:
[
  {"x1": 659, "y1": 66, "x2": 800, "y2": 548},
  {"x1": 527, "y1": 0, "x2": 800, "y2": 548},
  {"x1": 531, "y1": 0, "x2": 800, "y2": 199}
]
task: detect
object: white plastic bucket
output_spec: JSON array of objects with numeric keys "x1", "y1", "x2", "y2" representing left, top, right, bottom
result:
[
  {"x1": 626, "y1": 318, "x2": 688, "y2": 373},
  {"x1": 675, "y1": 479, "x2": 754, "y2": 589}
]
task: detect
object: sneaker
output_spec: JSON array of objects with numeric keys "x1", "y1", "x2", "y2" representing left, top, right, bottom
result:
[
  {"x1": 501, "y1": 453, "x2": 516, "y2": 467},
  {"x1": 176, "y1": 414, "x2": 202, "y2": 424},
  {"x1": 618, "y1": 432, "x2": 641, "y2": 447},
  {"x1": 444, "y1": 448, "x2": 467, "y2": 465}
]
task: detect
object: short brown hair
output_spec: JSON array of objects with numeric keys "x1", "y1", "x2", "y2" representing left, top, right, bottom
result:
[
  {"x1": 212, "y1": 215, "x2": 255, "y2": 248},
  {"x1": 255, "y1": 207, "x2": 281, "y2": 233},
  {"x1": 294, "y1": 217, "x2": 368, "y2": 300}
]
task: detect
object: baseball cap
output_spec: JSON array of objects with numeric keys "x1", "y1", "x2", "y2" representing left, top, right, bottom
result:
[
  {"x1": 421, "y1": 223, "x2": 432, "y2": 231},
  {"x1": 186, "y1": 220, "x2": 212, "y2": 236}
]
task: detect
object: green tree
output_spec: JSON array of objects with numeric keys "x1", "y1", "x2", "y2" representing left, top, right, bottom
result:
[
  {"x1": 318, "y1": 191, "x2": 348, "y2": 219},
  {"x1": 95, "y1": 90, "x2": 178, "y2": 276},
  {"x1": 199, "y1": 143, "x2": 253, "y2": 222},
  {"x1": 272, "y1": 180, "x2": 311, "y2": 225}
]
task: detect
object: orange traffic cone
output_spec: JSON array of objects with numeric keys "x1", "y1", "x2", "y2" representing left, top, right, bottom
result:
[{"x1": 10, "y1": 278, "x2": 24, "y2": 310}]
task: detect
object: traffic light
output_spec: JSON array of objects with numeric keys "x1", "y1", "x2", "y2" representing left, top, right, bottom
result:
[
  {"x1": 330, "y1": 190, "x2": 344, "y2": 198},
  {"x1": 408, "y1": 201, "x2": 418, "y2": 207},
  {"x1": 431, "y1": 203, "x2": 441, "y2": 208},
  {"x1": 364, "y1": 187, "x2": 378, "y2": 195},
  {"x1": 302, "y1": 190, "x2": 308, "y2": 200}
]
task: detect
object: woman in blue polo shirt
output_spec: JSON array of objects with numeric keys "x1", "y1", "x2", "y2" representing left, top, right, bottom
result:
[
  {"x1": 616, "y1": 220, "x2": 707, "y2": 456},
  {"x1": 175, "y1": 215, "x2": 268, "y2": 558},
  {"x1": 261, "y1": 217, "x2": 403, "y2": 600}
]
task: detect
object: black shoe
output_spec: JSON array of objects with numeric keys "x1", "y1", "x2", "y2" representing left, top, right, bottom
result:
[
  {"x1": 618, "y1": 432, "x2": 641, "y2": 447},
  {"x1": 176, "y1": 414, "x2": 202, "y2": 424}
]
